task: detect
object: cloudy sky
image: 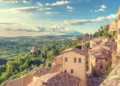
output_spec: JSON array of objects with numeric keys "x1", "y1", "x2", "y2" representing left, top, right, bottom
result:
[{"x1": 0, "y1": 0, "x2": 119, "y2": 37}]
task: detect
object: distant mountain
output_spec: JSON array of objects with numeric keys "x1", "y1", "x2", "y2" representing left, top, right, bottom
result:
[{"x1": 63, "y1": 31, "x2": 83, "y2": 36}]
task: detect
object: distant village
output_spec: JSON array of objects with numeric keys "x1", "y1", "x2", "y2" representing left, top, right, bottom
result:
[{"x1": 6, "y1": 7, "x2": 120, "y2": 86}]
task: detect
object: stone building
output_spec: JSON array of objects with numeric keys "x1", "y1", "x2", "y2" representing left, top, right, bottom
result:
[
  {"x1": 117, "y1": 7, "x2": 120, "y2": 54},
  {"x1": 89, "y1": 44, "x2": 112, "y2": 76},
  {"x1": 30, "y1": 46, "x2": 38, "y2": 54},
  {"x1": 61, "y1": 48, "x2": 88, "y2": 86},
  {"x1": 25, "y1": 48, "x2": 88, "y2": 86},
  {"x1": 109, "y1": 7, "x2": 120, "y2": 53}
]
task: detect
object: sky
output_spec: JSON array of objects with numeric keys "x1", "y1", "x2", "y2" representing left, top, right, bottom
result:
[{"x1": 0, "y1": 0, "x2": 119, "y2": 37}]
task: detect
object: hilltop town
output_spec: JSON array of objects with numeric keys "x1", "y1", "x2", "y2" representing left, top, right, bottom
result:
[{"x1": 4, "y1": 6, "x2": 120, "y2": 86}]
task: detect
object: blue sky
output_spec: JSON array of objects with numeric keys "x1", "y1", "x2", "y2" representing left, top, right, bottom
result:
[{"x1": 0, "y1": 0, "x2": 119, "y2": 37}]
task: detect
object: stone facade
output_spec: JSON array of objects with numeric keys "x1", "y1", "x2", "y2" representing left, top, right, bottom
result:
[
  {"x1": 100, "y1": 63, "x2": 120, "y2": 86},
  {"x1": 109, "y1": 7, "x2": 120, "y2": 54},
  {"x1": 61, "y1": 48, "x2": 88, "y2": 86},
  {"x1": 109, "y1": 20, "x2": 117, "y2": 31}
]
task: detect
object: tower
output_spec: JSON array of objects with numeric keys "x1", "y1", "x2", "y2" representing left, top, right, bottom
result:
[{"x1": 117, "y1": 6, "x2": 120, "y2": 53}]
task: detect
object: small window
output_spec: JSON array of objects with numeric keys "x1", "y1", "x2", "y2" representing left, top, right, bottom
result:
[
  {"x1": 100, "y1": 65, "x2": 103, "y2": 70},
  {"x1": 79, "y1": 58, "x2": 81, "y2": 63},
  {"x1": 96, "y1": 59, "x2": 97, "y2": 62},
  {"x1": 74, "y1": 58, "x2": 76, "y2": 63},
  {"x1": 106, "y1": 59, "x2": 107, "y2": 62},
  {"x1": 71, "y1": 69, "x2": 73, "y2": 73},
  {"x1": 65, "y1": 70, "x2": 67, "y2": 73},
  {"x1": 65, "y1": 57, "x2": 67, "y2": 62}
]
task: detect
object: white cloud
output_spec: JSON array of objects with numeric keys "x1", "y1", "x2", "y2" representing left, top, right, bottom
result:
[
  {"x1": 67, "y1": 6, "x2": 74, "y2": 12},
  {"x1": 0, "y1": 0, "x2": 30, "y2": 3},
  {"x1": 60, "y1": 14, "x2": 117, "y2": 25},
  {"x1": 95, "y1": 4, "x2": 107, "y2": 12},
  {"x1": 100, "y1": 5, "x2": 107, "y2": 9},
  {"x1": 95, "y1": 8, "x2": 105, "y2": 12},
  {"x1": 0, "y1": 0, "x2": 19, "y2": 3},
  {"x1": 22, "y1": 0, "x2": 29, "y2": 4},
  {"x1": 69, "y1": 10, "x2": 73, "y2": 12},
  {"x1": 45, "y1": 12, "x2": 60, "y2": 15},
  {"x1": 33, "y1": 25, "x2": 75, "y2": 33},
  {"x1": 67, "y1": 6, "x2": 73, "y2": 10},
  {"x1": 37, "y1": 2, "x2": 43, "y2": 6},
  {"x1": 90, "y1": 10, "x2": 93, "y2": 12},
  {"x1": 45, "y1": 1, "x2": 71, "y2": 6},
  {"x1": 0, "y1": 6, "x2": 52, "y2": 12},
  {"x1": 1, "y1": 23, "x2": 75, "y2": 34}
]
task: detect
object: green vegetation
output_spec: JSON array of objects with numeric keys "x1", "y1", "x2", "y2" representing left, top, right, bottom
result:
[
  {"x1": 100, "y1": 66, "x2": 113, "y2": 81},
  {"x1": 93, "y1": 26, "x2": 116, "y2": 38}
]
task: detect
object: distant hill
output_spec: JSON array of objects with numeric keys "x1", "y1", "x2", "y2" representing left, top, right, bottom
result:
[
  {"x1": 63, "y1": 31, "x2": 83, "y2": 36},
  {"x1": 0, "y1": 31, "x2": 83, "y2": 39}
]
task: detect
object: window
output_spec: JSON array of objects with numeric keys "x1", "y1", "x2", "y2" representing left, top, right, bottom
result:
[
  {"x1": 71, "y1": 69, "x2": 73, "y2": 73},
  {"x1": 100, "y1": 65, "x2": 103, "y2": 70},
  {"x1": 96, "y1": 59, "x2": 97, "y2": 62},
  {"x1": 79, "y1": 58, "x2": 81, "y2": 63},
  {"x1": 65, "y1": 57, "x2": 67, "y2": 62},
  {"x1": 64, "y1": 70, "x2": 67, "y2": 73},
  {"x1": 106, "y1": 59, "x2": 107, "y2": 62},
  {"x1": 74, "y1": 58, "x2": 76, "y2": 63}
]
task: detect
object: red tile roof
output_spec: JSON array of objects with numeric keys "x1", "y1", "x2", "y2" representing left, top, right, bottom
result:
[
  {"x1": 61, "y1": 47, "x2": 88, "y2": 57},
  {"x1": 46, "y1": 72, "x2": 81, "y2": 86},
  {"x1": 6, "y1": 74, "x2": 33, "y2": 86},
  {"x1": 34, "y1": 68, "x2": 50, "y2": 77}
]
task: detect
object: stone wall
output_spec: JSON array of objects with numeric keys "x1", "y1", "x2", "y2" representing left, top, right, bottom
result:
[
  {"x1": 112, "y1": 55, "x2": 120, "y2": 68},
  {"x1": 100, "y1": 63, "x2": 120, "y2": 86}
]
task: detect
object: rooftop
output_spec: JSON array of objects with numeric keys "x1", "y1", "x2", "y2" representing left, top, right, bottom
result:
[
  {"x1": 46, "y1": 72, "x2": 81, "y2": 86},
  {"x1": 93, "y1": 52, "x2": 110, "y2": 59},
  {"x1": 61, "y1": 47, "x2": 88, "y2": 57}
]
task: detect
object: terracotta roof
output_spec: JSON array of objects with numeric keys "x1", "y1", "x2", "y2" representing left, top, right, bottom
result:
[
  {"x1": 54, "y1": 55, "x2": 62, "y2": 60},
  {"x1": 93, "y1": 52, "x2": 110, "y2": 59},
  {"x1": 46, "y1": 73, "x2": 81, "y2": 86},
  {"x1": 104, "y1": 41, "x2": 116, "y2": 49},
  {"x1": 28, "y1": 72, "x2": 61, "y2": 86},
  {"x1": 6, "y1": 75, "x2": 33, "y2": 86},
  {"x1": 49, "y1": 64, "x2": 62, "y2": 73},
  {"x1": 89, "y1": 44, "x2": 111, "y2": 54},
  {"x1": 61, "y1": 47, "x2": 88, "y2": 57},
  {"x1": 34, "y1": 64, "x2": 62, "y2": 77},
  {"x1": 34, "y1": 68, "x2": 50, "y2": 77}
]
